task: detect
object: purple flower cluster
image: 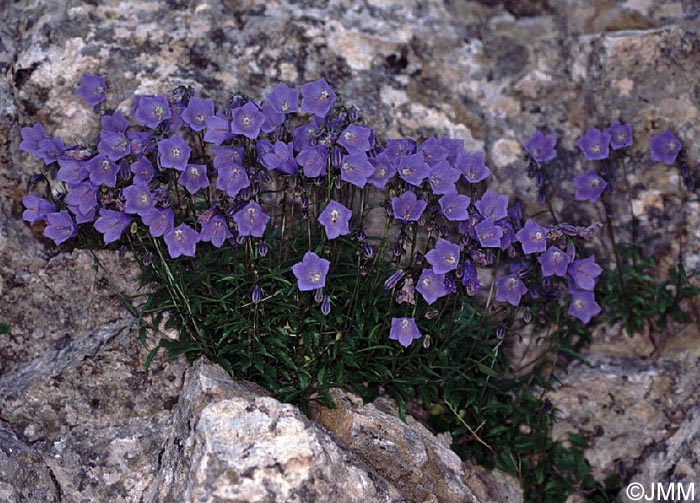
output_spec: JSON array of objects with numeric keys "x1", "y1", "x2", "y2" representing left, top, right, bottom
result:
[{"x1": 20, "y1": 74, "x2": 608, "y2": 351}]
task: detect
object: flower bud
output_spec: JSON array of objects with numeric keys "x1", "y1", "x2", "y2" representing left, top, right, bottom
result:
[
  {"x1": 258, "y1": 240, "x2": 269, "y2": 257},
  {"x1": 314, "y1": 287, "x2": 324, "y2": 303},
  {"x1": 496, "y1": 327, "x2": 506, "y2": 340},
  {"x1": 383, "y1": 269, "x2": 405, "y2": 290},
  {"x1": 321, "y1": 295, "x2": 331, "y2": 316},
  {"x1": 523, "y1": 307, "x2": 532, "y2": 323},
  {"x1": 252, "y1": 284, "x2": 262, "y2": 304},
  {"x1": 362, "y1": 242, "x2": 374, "y2": 258}
]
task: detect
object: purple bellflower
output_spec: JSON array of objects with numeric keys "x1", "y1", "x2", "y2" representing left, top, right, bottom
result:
[
  {"x1": 216, "y1": 164, "x2": 250, "y2": 199},
  {"x1": 101, "y1": 111, "x2": 129, "y2": 134},
  {"x1": 650, "y1": 129, "x2": 682, "y2": 165},
  {"x1": 231, "y1": 101, "x2": 265, "y2": 139},
  {"x1": 232, "y1": 201, "x2": 270, "y2": 237},
  {"x1": 418, "y1": 138, "x2": 448, "y2": 167},
  {"x1": 397, "y1": 153, "x2": 430, "y2": 186},
  {"x1": 98, "y1": 130, "x2": 130, "y2": 161},
  {"x1": 87, "y1": 154, "x2": 119, "y2": 187},
  {"x1": 199, "y1": 215, "x2": 233, "y2": 248},
  {"x1": 22, "y1": 194, "x2": 56, "y2": 224},
  {"x1": 495, "y1": 274, "x2": 528, "y2": 306},
  {"x1": 292, "y1": 251, "x2": 331, "y2": 291},
  {"x1": 568, "y1": 256, "x2": 602, "y2": 291},
  {"x1": 204, "y1": 113, "x2": 233, "y2": 145},
  {"x1": 131, "y1": 157, "x2": 155, "y2": 183},
  {"x1": 297, "y1": 145, "x2": 328, "y2": 178},
  {"x1": 368, "y1": 153, "x2": 396, "y2": 189},
  {"x1": 606, "y1": 121, "x2": 633, "y2": 150},
  {"x1": 439, "y1": 192, "x2": 471, "y2": 222},
  {"x1": 142, "y1": 207, "x2": 174, "y2": 238},
  {"x1": 158, "y1": 135, "x2": 191, "y2": 171},
  {"x1": 389, "y1": 317, "x2": 422, "y2": 348},
  {"x1": 181, "y1": 96, "x2": 215, "y2": 132},
  {"x1": 392, "y1": 191, "x2": 427, "y2": 223},
  {"x1": 43, "y1": 210, "x2": 77, "y2": 245},
  {"x1": 267, "y1": 83, "x2": 299, "y2": 114},
  {"x1": 574, "y1": 170, "x2": 607, "y2": 203},
  {"x1": 318, "y1": 200, "x2": 352, "y2": 239},
  {"x1": 525, "y1": 130, "x2": 557, "y2": 163},
  {"x1": 65, "y1": 182, "x2": 98, "y2": 216},
  {"x1": 132, "y1": 95, "x2": 171, "y2": 130},
  {"x1": 76, "y1": 74, "x2": 107, "y2": 107},
  {"x1": 425, "y1": 238, "x2": 460, "y2": 274},
  {"x1": 576, "y1": 127, "x2": 611, "y2": 161},
  {"x1": 568, "y1": 289, "x2": 601, "y2": 324},
  {"x1": 475, "y1": 190, "x2": 508, "y2": 221},
  {"x1": 19, "y1": 123, "x2": 47, "y2": 157},
  {"x1": 164, "y1": 224, "x2": 200, "y2": 258},
  {"x1": 416, "y1": 268, "x2": 449, "y2": 305},
  {"x1": 515, "y1": 219, "x2": 548, "y2": 254},
  {"x1": 475, "y1": 218, "x2": 503, "y2": 248},
  {"x1": 338, "y1": 125, "x2": 373, "y2": 153},
  {"x1": 179, "y1": 164, "x2": 209, "y2": 194},
  {"x1": 340, "y1": 153, "x2": 374, "y2": 188},
  {"x1": 428, "y1": 161, "x2": 461, "y2": 195},
  {"x1": 263, "y1": 141, "x2": 298, "y2": 175},
  {"x1": 456, "y1": 151, "x2": 491, "y2": 183},
  {"x1": 538, "y1": 246, "x2": 570, "y2": 277},
  {"x1": 123, "y1": 182, "x2": 156, "y2": 215},
  {"x1": 94, "y1": 209, "x2": 132, "y2": 244},
  {"x1": 300, "y1": 78, "x2": 336, "y2": 118}
]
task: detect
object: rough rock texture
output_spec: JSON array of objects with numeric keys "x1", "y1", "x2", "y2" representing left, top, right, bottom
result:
[
  {"x1": 147, "y1": 360, "x2": 407, "y2": 503},
  {"x1": 0, "y1": 320, "x2": 187, "y2": 503},
  {"x1": 311, "y1": 389, "x2": 522, "y2": 503},
  {"x1": 1, "y1": 0, "x2": 700, "y2": 501},
  {"x1": 548, "y1": 328, "x2": 700, "y2": 482}
]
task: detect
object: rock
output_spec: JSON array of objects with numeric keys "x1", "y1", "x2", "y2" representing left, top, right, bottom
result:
[
  {"x1": 146, "y1": 360, "x2": 407, "y2": 503},
  {"x1": 0, "y1": 323, "x2": 187, "y2": 503},
  {"x1": 0, "y1": 421, "x2": 60, "y2": 503},
  {"x1": 311, "y1": 389, "x2": 522, "y2": 503},
  {"x1": 547, "y1": 344, "x2": 700, "y2": 481}
]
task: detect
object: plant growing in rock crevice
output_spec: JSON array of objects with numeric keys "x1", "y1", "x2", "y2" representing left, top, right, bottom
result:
[{"x1": 19, "y1": 74, "x2": 695, "y2": 503}]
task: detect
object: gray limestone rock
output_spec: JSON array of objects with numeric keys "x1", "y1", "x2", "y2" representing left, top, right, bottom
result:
[{"x1": 146, "y1": 360, "x2": 407, "y2": 503}]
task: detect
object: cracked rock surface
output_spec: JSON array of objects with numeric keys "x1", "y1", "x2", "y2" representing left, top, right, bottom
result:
[{"x1": 1, "y1": 0, "x2": 699, "y2": 501}]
